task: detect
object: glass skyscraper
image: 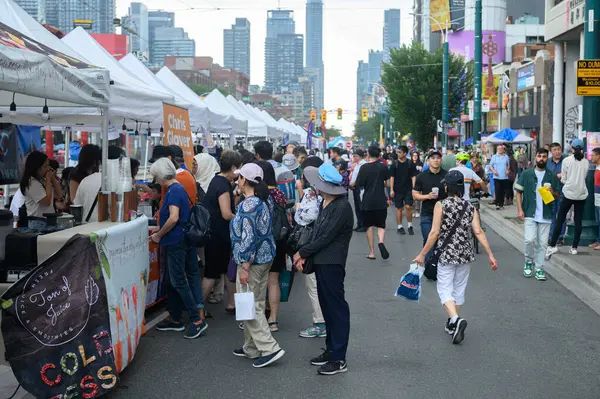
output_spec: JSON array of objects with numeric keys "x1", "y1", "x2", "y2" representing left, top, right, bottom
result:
[
  {"x1": 383, "y1": 9, "x2": 401, "y2": 63},
  {"x1": 151, "y1": 27, "x2": 195, "y2": 66},
  {"x1": 56, "y1": 0, "x2": 116, "y2": 34},
  {"x1": 126, "y1": 2, "x2": 149, "y2": 57},
  {"x1": 15, "y1": 0, "x2": 45, "y2": 23},
  {"x1": 306, "y1": 0, "x2": 324, "y2": 113},
  {"x1": 224, "y1": 18, "x2": 251, "y2": 80}
]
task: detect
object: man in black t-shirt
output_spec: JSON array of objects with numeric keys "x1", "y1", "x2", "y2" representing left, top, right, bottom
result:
[
  {"x1": 412, "y1": 151, "x2": 448, "y2": 261},
  {"x1": 355, "y1": 145, "x2": 391, "y2": 260},
  {"x1": 390, "y1": 145, "x2": 418, "y2": 236}
]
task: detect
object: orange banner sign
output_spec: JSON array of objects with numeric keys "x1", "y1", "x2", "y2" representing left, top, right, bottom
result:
[{"x1": 163, "y1": 103, "x2": 193, "y2": 169}]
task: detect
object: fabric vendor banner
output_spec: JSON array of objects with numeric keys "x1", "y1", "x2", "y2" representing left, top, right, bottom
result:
[
  {"x1": 163, "y1": 103, "x2": 193, "y2": 169},
  {"x1": 1, "y1": 235, "x2": 118, "y2": 398},
  {"x1": 92, "y1": 217, "x2": 149, "y2": 373},
  {"x1": 0, "y1": 124, "x2": 20, "y2": 184}
]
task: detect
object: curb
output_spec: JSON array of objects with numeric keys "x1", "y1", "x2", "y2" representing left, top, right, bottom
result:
[{"x1": 481, "y1": 206, "x2": 600, "y2": 315}]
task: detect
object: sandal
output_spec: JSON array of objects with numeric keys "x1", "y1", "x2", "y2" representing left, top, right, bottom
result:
[
  {"x1": 269, "y1": 321, "x2": 279, "y2": 332},
  {"x1": 225, "y1": 307, "x2": 236, "y2": 314},
  {"x1": 367, "y1": 255, "x2": 376, "y2": 260}
]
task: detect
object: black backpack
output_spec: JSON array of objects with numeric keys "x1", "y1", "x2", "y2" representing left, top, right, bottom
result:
[
  {"x1": 184, "y1": 193, "x2": 211, "y2": 247},
  {"x1": 272, "y1": 202, "x2": 291, "y2": 242}
]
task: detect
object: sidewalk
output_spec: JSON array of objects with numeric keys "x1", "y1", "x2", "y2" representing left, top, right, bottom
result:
[{"x1": 480, "y1": 202, "x2": 600, "y2": 315}]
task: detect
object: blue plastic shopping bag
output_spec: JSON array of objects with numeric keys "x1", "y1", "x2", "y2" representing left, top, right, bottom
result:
[{"x1": 395, "y1": 264, "x2": 424, "y2": 301}]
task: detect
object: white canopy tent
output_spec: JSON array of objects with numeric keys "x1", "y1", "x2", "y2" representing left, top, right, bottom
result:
[
  {"x1": 0, "y1": 0, "x2": 110, "y2": 126},
  {"x1": 243, "y1": 103, "x2": 283, "y2": 139},
  {"x1": 119, "y1": 54, "x2": 211, "y2": 132},
  {"x1": 204, "y1": 90, "x2": 248, "y2": 136},
  {"x1": 154, "y1": 67, "x2": 241, "y2": 133},
  {"x1": 63, "y1": 28, "x2": 172, "y2": 129},
  {"x1": 225, "y1": 95, "x2": 267, "y2": 137},
  {"x1": 278, "y1": 119, "x2": 302, "y2": 142},
  {"x1": 261, "y1": 109, "x2": 289, "y2": 137}
]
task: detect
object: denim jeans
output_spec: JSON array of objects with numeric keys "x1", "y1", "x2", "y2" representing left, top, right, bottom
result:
[
  {"x1": 164, "y1": 240, "x2": 203, "y2": 323},
  {"x1": 524, "y1": 219, "x2": 551, "y2": 270},
  {"x1": 549, "y1": 195, "x2": 567, "y2": 241},
  {"x1": 420, "y1": 215, "x2": 435, "y2": 261},
  {"x1": 595, "y1": 206, "x2": 600, "y2": 244}
]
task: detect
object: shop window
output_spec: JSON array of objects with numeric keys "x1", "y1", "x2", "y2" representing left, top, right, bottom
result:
[{"x1": 517, "y1": 89, "x2": 534, "y2": 117}]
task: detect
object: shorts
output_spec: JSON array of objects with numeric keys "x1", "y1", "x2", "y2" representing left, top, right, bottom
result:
[
  {"x1": 270, "y1": 241, "x2": 287, "y2": 273},
  {"x1": 436, "y1": 263, "x2": 471, "y2": 306},
  {"x1": 394, "y1": 189, "x2": 414, "y2": 208},
  {"x1": 362, "y1": 209, "x2": 387, "y2": 229},
  {"x1": 204, "y1": 237, "x2": 232, "y2": 279}
]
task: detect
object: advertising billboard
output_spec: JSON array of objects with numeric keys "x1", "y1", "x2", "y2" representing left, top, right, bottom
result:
[
  {"x1": 429, "y1": 0, "x2": 451, "y2": 32},
  {"x1": 450, "y1": 0, "x2": 465, "y2": 30},
  {"x1": 448, "y1": 31, "x2": 506, "y2": 64}
]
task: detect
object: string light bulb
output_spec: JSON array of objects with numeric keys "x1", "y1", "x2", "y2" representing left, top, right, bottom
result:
[
  {"x1": 41, "y1": 99, "x2": 49, "y2": 121},
  {"x1": 9, "y1": 93, "x2": 16, "y2": 117}
]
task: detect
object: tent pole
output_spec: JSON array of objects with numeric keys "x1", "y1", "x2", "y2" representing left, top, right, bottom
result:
[
  {"x1": 101, "y1": 110, "x2": 109, "y2": 192},
  {"x1": 64, "y1": 127, "x2": 71, "y2": 167},
  {"x1": 143, "y1": 134, "x2": 149, "y2": 181}
]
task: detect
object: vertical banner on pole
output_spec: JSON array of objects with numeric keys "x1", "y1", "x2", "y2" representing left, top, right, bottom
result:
[
  {"x1": 45, "y1": 130, "x2": 54, "y2": 160},
  {"x1": 162, "y1": 104, "x2": 193, "y2": 169},
  {"x1": 81, "y1": 131, "x2": 89, "y2": 145}
]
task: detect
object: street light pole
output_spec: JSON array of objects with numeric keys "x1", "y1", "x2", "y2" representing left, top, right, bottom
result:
[
  {"x1": 442, "y1": 30, "x2": 449, "y2": 149},
  {"x1": 473, "y1": 0, "x2": 482, "y2": 143}
]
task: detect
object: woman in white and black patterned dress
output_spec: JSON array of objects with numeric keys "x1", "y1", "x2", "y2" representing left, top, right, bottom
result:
[{"x1": 413, "y1": 170, "x2": 498, "y2": 345}]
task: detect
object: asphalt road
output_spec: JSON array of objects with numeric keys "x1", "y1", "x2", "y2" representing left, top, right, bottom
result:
[{"x1": 110, "y1": 209, "x2": 600, "y2": 399}]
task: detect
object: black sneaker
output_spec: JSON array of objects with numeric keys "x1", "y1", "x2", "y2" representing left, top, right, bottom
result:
[
  {"x1": 378, "y1": 243, "x2": 390, "y2": 260},
  {"x1": 495, "y1": 205, "x2": 501, "y2": 210},
  {"x1": 184, "y1": 320, "x2": 208, "y2": 339},
  {"x1": 252, "y1": 349, "x2": 285, "y2": 368},
  {"x1": 444, "y1": 318, "x2": 455, "y2": 335},
  {"x1": 408, "y1": 226, "x2": 414, "y2": 235},
  {"x1": 318, "y1": 361, "x2": 348, "y2": 375},
  {"x1": 397, "y1": 226, "x2": 406, "y2": 235},
  {"x1": 155, "y1": 318, "x2": 185, "y2": 332},
  {"x1": 310, "y1": 349, "x2": 331, "y2": 366},
  {"x1": 233, "y1": 348, "x2": 259, "y2": 359},
  {"x1": 452, "y1": 318, "x2": 467, "y2": 345}
]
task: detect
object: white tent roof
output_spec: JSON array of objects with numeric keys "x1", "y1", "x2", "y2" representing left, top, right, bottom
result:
[
  {"x1": 155, "y1": 67, "x2": 240, "y2": 133},
  {"x1": 204, "y1": 90, "x2": 248, "y2": 134},
  {"x1": 243, "y1": 103, "x2": 283, "y2": 138},
  {"x1": 0, "y1": 1, "x2": 110, "y2": 125},
  {"x1": 119, "y1": 54, "x2": 211, "y2": 131},
  {"x1": 278, "y1": 119, "x2": 302, "y2": 142},
  {"x1": 63, "y1": 27, "x2": 172, "y2": 126},
  {"x1": 261, "y1": 109, "x2": 290, "y2": 136},
  {"x1": 225, "y1": 95, "x2": 267, "y2": 137},
  {"x1": 237, "y1": 101, "x2": 280, "y2": 138}
]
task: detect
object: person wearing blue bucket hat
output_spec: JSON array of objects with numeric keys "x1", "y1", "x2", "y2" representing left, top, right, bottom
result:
[
  {"x1": 294, "y1": 163, "x2": 353, "y2": 375},
  {"x1": 547, "y1": 138, "x2": 590, "y2": 258}
]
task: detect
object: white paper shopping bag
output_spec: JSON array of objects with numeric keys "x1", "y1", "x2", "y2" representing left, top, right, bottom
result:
[{"x1": 234, "y1": 286, "x2": 256, "y2": 321}]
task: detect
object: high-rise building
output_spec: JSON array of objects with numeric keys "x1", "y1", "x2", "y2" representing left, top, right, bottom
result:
[
  {"x1": 356, "y1": 60, "x2": 369, "y2": 114},
  {"x1": 383, "y1": 9, "x2": 401, "y2": 63},
  {"x1": 264, "y1": 10, "x2": 304, "y2": 94},
  {"x1": 15, "y1": 0, "x2": 46, "y2": 22},
  {"x1": 151, "y1": 27, "x2": 195, "y2": 66},
  {"x1": 56, "y1": 0, "x2": 116, "y2": 34},
  {"x1": 125, "y1": 2, "x2": 149, "y2": 59},
  {"x1": 224, "y1": 18, "x2": 251, "y2": 80},
  {"x1": 368, "y1": 50, "x2": 383, "y2": 84},
  {"x1": 148, "y1": 10, "x2": 175, "y2": 58},
  {"x1": 45, "y1": 0, "x2": 58, "y2": 28},
  {"x1": 306, "y1": 0, "x2": 324, "y2": 114}
]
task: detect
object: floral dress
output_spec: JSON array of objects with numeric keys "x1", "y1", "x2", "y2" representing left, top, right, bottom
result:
[
  {"x1": 230, "y1": 196, "x2": 276, "y2": 265},
  {"x1": 437, "y1": 197, "x2": 475, "y2": 265}
]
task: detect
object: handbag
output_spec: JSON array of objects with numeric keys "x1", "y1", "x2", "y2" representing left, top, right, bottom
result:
[
  {"x1": 286, "y1": 223, "x2": 314, "y2": 256},
  {"x1": 424, "y1": 203, "x2": 469, "y2": 281},
  {"x1": 234, "y1": 285, "x2": 256, "y2": 321},
  {"x1": 278, "y1": 269, "x2": 296, "y2": 302}
]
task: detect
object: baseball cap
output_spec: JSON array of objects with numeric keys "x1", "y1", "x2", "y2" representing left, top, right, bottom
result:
[
  {"x1": 235, "y1": 163, "x2": 264, "y2": 184},
  {"x1": 428, "y1": 150, "x2": 443, "y2": 158},
  {"x1": 571, "y1": 138, "x2": 584, "y2": 149},
  {"x1": 148, "y1": 145, "x2": 172, "y2": 163},
  {"x1": 168, "y1": 145, "x2": 185, "y2": 162},
  {"x1": 441, "y1": 170, "x2": 464, "y2": 186},
  {"x1": 282, "y1": 153, "x2": 299, "y2": 171}
]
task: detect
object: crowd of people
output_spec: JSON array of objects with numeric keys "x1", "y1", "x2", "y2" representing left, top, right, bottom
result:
[{"x1": 7, "y1": 135, "x2": 600, "y2": 376}]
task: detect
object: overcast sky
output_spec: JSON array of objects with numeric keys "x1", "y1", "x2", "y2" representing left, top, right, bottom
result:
[{"x1": 116, "y1": 0, "x2": 414, "y2": 136}]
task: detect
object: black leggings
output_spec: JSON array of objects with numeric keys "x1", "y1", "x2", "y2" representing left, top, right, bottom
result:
[
  {"x1": 494, "y1": 179, "x2": 509, "y2": 206},
  {"x1": 549, "y1": 197, "x2": 586, "y2": 248}
]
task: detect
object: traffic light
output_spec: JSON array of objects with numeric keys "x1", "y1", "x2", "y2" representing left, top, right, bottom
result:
[
  {"x1": 321, "y1": 109, "x2": 327, "y2": 123},
  {"x1": 310, "y1": 109, "x2": 316, "y2": 122},
  {"x1": 315, "y1": 125, "x2": 322, "y2": 137},
  {"x1": 337, "y1": 108, "x2": 343, "y2": 120},
  {"x1": 361, "y1": 109, "x2": 368, "y2": 122}
]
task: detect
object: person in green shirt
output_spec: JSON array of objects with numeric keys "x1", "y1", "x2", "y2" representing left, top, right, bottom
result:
[{"x1": 514, "y1": 148, "x2": 560, "y2": 281}]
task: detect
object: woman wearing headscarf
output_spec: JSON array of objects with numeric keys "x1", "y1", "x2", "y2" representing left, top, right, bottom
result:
[{"x1": 193, "y1": 153, "x2": 221, "y2": 202}]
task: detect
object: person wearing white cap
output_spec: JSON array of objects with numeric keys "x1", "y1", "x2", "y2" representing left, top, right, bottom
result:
[
  {"x1": 546, "y1": 138, "x2": 590, "y2": 258},
  {"x1": 231, "y1": 163, "x2": 285, "y2": 368}
]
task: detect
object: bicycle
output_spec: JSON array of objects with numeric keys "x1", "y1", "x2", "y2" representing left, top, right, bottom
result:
[{"x1": 469, "y1": 191, "x2": 489, "y2": 254}]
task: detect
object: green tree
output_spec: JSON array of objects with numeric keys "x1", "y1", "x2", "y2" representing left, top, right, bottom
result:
[
  {"x1": 382, "y1": 43, "x2": 472, "y2": 149},
  {"x1": 326, "y1": 126, "x2": 342, "y2": 138},
  {"x1": 187, "y1": 83, "x2": 231, "y2": 97},
  {"x1": 353, "y1": 112, "x2": 382, "y2": 144}
]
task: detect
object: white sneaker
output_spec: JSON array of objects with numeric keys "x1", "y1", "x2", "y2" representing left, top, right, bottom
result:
[
  {"x1": 545, "y1": 246, "x2": 558, "y2": 260},
  {"x1": 569, "y1": 247, "x2": 578, "y2": 255}
]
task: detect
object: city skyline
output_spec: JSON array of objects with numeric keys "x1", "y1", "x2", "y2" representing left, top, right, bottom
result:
[
  {"x1": 224, "y1": 18, "x2": 251, "y2": 81},
  {"x1": 306, "y1": 0, "x2": 324, "y2": 116}
]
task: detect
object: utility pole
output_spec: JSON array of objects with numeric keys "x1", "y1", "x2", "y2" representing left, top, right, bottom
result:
[
  {"x1": 575, "y1": 0, "x2": 600, "y2": 244},
  {"x1": 473, "y1": 0, "x2": 482, "y2": 143},
  {"x1": 442, "y1": 29, "x2": 449, "y2": 148}
]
